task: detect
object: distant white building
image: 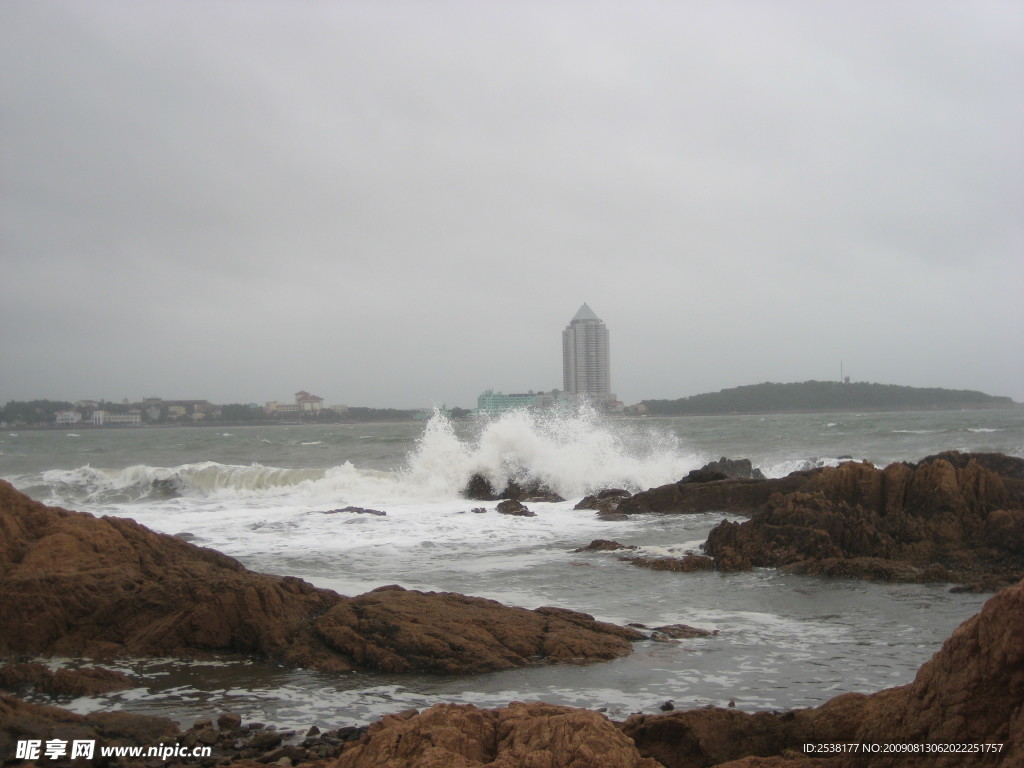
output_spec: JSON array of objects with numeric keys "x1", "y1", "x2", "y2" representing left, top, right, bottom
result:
[
  {"x1": 295, "y1": 391, "x2": 324, "y2": 412},
  {"x1": 91, "y1": 410, "x2": 142, "y2": 426},
  {"x1": 562, "y1": 303, "x2": 613, "y2": 402},
  {"x1": 55, "y1": 410, "x2": 82, "y2": 426}
]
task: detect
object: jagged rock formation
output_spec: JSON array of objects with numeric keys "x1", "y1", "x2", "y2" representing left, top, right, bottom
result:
[
  {"x1": 586, "y1": 453, "x2": 1024, "y2": 589},
  {"x1": 324, "y1": 578, "x2": 1024, "y2": 767},
  {"x1": 315, "y1": 589, "x2": 641, "y2": 674},
  {"x1": 334, "y1": 701, "x2": 664, "y2": 768},
  {"x1": 0, "y1": 480, "x2": 640, "y2": 673},
  {"x1": 702, "y1": 455, "x2": 1024, "y2": 589},
  {"x1": 622, "y1": 577, "x2": 1024, "y2": 767},
  {"x1": 617, "y1": 472, "x2": 808, "y2": 516},
  {"x1": 463, "y1": 474, "x2": 564, "y2": 502},
  {"x1": 1, "y1": 551, "x2": 1020, "y2": 767}
]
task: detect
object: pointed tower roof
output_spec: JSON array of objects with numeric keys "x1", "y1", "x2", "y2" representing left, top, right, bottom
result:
[{"x1": 572, "y1": 303, "x2": 601, "y2": 322}]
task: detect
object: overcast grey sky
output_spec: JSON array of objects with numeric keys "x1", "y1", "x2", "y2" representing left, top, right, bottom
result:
[{"x1": 2, "y1": 0, "x2": 1022, "y2": 408}]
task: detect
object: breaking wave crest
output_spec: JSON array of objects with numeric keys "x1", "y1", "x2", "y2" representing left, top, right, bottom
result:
[
  {"x1": 32, "y1": 407, "x2": 703, "y2": 507},
  {"x1": 402, "y1": 404, "x2": 701, "y2": 499},
  {"x1": 38, "y1": 463, "x2": 330, "y2": 505}
]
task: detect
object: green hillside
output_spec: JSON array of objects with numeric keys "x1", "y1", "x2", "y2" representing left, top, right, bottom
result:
[{"x1": 642, "y1": 381, "x2": 1016, "y2": 415}]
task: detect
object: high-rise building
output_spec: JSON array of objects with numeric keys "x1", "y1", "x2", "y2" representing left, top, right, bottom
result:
[{"x1": 562, "y1": 303, "x2": 611, "y2": 400}]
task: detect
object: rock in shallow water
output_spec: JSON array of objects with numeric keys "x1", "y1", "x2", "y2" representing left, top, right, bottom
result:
[{"x1": 702, "y1": 454, "x2": 1024, "y2": 588}]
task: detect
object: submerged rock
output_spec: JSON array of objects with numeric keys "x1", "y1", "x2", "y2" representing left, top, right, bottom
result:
[
  {"x1": 627, "y1": 554, "x2": 716, "y2": 573},
  {"x1": 317, "y1": 505, "x2": 387, "y2": 516},
  {"x1": 463, "y1": 473, "x2": 564, "y2": 502},
  {"x1": 0, "y1": 663, "x2": 134, "y2": 697},
  {"x1": 0, "y1": 480, "x2": 642, "y2": 674},
  {"x1": 574, "y1": 539, "x2": 637, "y2": 552}
]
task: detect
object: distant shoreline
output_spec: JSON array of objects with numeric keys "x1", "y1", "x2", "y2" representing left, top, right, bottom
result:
[
  {"x1": 641, "y1": 380, "x2": 1018, "y2": 417},
  {"x1": 637, "y1": 402, "x2": 1022, "y2": 418},
  {"x1": 7, "y1": 402, "x2": 1020, "y2": 432}
]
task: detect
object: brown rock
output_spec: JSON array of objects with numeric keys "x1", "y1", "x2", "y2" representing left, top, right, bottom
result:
[
  {"x1": 495, "y1": 499, "x2": 535, "y2": 517},
  {"x1": 315, "y1": 586, "x2": 642, "y2": 674},
  {"x1": 0, "y1": 693, "x2": 179, "y2": 761},
  {"x1": 575, "y1": 489, "x2": 633, "y2": 514},
  {"x1": 463, "y1": 475, "x2": 564, "y2": 503},
  {"x1": 0, "y1": 480, "x2": 641, "y2": 674},
  {"x1": 651, "y1": 624, "x2": 715, "y2": 639},
  {"x1": 2, "y1": 579, "x2": 1021, "y2": 767},
  {"x1": 618, "y1": 472, "x2": 809, "y2": 516},
  {"x1": 627, "y1": 554, "x2": 715, "y2": 572},
  {"x1": 217, "y1": 712, "x2": 243, "y2": 731},
  {"x1": 622, "y1": 579, "x2": 1024, "y2": 768},
  {"x1": 622, "y1": 707, "x2": 792, "y2": 768},
  {"x1": 0, "y1": 479, "x2": 344, "y2": 668},
  {"x1": 574, "y1": 539, "x2": 637, "y2": 552},
  {"x1": 0, "y1": 662, "x2": 134, "y2": 697},
  {"x1": 840, "y1": 578, "x2": 1024, "y2": 766},
  {"x1": 680, "y1": 458, "x2": 766, "y2": 484},
  {"x1": 335, "y1": 701, "x2": 665, "y2": 768},
  {"x1": 701, "y1": 455, "x2": 1024, "y2": 587},
  {"x1": 318, "y1": 506, "x2": 386, "y2": 516}
]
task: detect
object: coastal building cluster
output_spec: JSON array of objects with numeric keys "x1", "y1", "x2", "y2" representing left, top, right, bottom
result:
[
  {"x1": 476, "y1": 303, "x2": 629, "y2": 415},
  {"x1": 13, "y1": 304, "x2": 632, "y2": 427},
  {"x1": 45, "y1": 392, "x2": 350, "y2": 428}
]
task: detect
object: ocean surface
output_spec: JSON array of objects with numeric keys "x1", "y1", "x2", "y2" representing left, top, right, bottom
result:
[{"x1": 2, "y1": 406, "x2": 1022, "y2": 730}]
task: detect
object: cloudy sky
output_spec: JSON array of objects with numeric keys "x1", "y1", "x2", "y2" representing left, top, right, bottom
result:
[{"x1": 2, "y1": 0, "x2": 1022, "y2": 408}]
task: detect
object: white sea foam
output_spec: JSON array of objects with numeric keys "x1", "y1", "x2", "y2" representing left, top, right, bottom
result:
[
  {"x1": 402, "y1": 406, "x2": 700, "y2": 500},
  {"x1": 33, "y1": 408, "x2": 699, "y2": 508}
]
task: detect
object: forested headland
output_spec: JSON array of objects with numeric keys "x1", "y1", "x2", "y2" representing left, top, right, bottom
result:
[{"x1": 642, "y1": 381, "x2": 1017, "y2": 415}]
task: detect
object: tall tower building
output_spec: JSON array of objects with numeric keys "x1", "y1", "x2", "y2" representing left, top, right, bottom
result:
[{"x1": 562, "y1": 303, "x2": 611, "y2": 400}]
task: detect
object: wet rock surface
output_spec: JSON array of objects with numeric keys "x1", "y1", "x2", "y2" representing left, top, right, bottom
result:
[
  {"x1": 0, "y1": 694, "x2": 180, "y2": 766},
  {"x1": 333, "y1": 701, "x2": 664, "y2": 768},
  {"x1": 580, "y1": 452, "x2": 1024, "y2": 589},
  {"x1": 702, "y1": 454, "x2": 1024, "y2": 588},
  {"x1": 495, "y1": 499, "x2": 535, "y2": 517},
  {"x1": 0, "y1": 663, "x2": 135, "y2": 698},
  {"x1": 2, "y1": 578, "x2": 1020, "y2": 766},
  {"x1": 314, "y1": 586, "x2": 643, "y2": 674},
  {"x1": 463, "y1": 474, "x2": 564, "y2": 502},
  {"x1": 623, "y1": 578, "x2": 1024, "y2": 767},
  {"x1": 0, "y1": 481, "x2": 643, "y2": 674}
]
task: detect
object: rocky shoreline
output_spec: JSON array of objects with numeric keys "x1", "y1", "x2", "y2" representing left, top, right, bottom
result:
[
  {"x1": 575, "y1": 452, "x2": 1024, "y2": 592},
  {"x1": 3, "y1": 578, "x2": 1021, "y2": 767},
  {"x1": 0, "y1": 480, "x2": 641, "y2": 674},
  {"x1": 3, "y1": 453, "x2": 1023, "y2": 766}
]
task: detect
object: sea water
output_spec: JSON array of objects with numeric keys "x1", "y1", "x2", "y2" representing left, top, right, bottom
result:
[{"x1": 2, "y1": 407, "x2": 1022, "y2": 730}]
